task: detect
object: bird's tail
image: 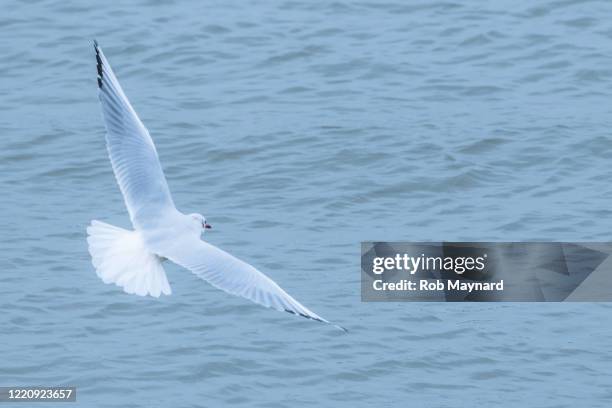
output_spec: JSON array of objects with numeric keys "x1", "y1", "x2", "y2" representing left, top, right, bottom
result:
[{"x1": 86, "y1": 220, "x2": 171, "y2": 297}]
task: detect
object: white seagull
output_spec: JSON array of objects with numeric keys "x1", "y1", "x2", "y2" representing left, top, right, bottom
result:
[{"x1": 87, "y1": 41, "x2": 343, "y2": 331}]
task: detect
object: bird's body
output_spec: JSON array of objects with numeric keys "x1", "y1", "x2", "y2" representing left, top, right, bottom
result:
[{"x1": 88, "y1": 41, "x2": 342, "y2": 330}]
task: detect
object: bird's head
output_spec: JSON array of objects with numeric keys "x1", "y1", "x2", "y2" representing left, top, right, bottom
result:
[{"x1": 190, "y1": 213, "x2": 212, "y2": 234}]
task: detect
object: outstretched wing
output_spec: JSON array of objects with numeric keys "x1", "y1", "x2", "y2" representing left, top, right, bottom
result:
[
  {"x1": 156, "y1": 236, "x2": 344, "y2": 329},
  {"x1": 95, "y1": 41, "x2": 175, "y2": 228}
]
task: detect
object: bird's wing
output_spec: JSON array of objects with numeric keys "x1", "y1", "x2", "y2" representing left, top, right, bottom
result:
[
  {"x1": 155, "y1": 236, "x2": 343, "y2": 329},
  {"x1": 94, "y1": 41, "x2": 175, "y2": 228}
]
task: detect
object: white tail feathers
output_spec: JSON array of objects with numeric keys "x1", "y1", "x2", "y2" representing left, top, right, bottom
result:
[{"x1": 87, "y1": 220, "x2": 171, "y2": 297}]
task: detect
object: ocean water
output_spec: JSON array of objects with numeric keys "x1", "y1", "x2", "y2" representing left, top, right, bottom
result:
[{"x1": 2, "y1": 0, "x2": 612, "y2": 406}]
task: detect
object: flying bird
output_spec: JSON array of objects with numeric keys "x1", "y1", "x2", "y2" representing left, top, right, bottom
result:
[{"x1": 87, "y1": 41, "x2": 343, "y2": 331}]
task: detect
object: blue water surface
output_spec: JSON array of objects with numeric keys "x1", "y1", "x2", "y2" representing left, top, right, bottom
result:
[{"x1": 2, "y1": 1, "x2": 612, "y2": 407}]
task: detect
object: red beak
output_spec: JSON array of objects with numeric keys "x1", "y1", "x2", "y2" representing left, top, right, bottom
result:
[{"x1": 204, "y1": 223, "x2": 212, "y2": 229}]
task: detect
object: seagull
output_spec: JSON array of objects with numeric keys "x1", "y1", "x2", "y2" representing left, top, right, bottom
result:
[{"x1": 87, "y1": 41, "x2": 344, "y2": 331}]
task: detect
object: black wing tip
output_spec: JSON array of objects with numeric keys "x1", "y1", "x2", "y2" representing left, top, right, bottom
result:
[
  {"x1": 93, "y1": 40, "x2": 103, "y2": 89},
  {"x1": 336, "y1": 325, "x2": 348, "y2": 333},
  {"x1": 284, "y1": 309, "x2": 347, "y2": 332}
]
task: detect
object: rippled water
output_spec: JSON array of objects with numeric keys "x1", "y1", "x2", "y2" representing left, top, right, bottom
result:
[{"x1": 2, "y1": 1, "x2": 612, "y2": 406}]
